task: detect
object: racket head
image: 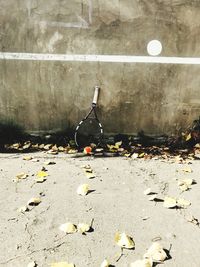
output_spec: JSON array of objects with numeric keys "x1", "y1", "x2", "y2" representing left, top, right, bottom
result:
[{"x1": 75, "y1": 116, "x2": 103, "y2": 148}]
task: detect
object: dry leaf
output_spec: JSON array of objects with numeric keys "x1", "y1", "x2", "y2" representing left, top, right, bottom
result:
[
  {"x1": 85, "y1": 172, "x2": 95, "y2": 179},
  {"x1": 77, "y1": 184, "x2": 89, "y2": 196},
  {"x1": 144, "y1": 242, "x2": 167, "y2": 263},
  {"x1": 18, "y1": 206, "x2": 29, "y2": 213},
  {"x1": 44, "y1": 161, "x2": 56, "y2": 165},
  {"x1": 187, "y1": 215, "x2": 199, "y2": 226},
  {"x1": 67, "y1": 149, "x2": 78, "y2": 154},
  {"x1": 100, "y1": 259, "x2": 110, "y2": 267},
  {"x1": 77, "y1": 223, "x2": 90, "y2": 234},
  {"x1": 114, "y1": 232, "x2": 135, "y2": 249},
  {"x1": 177, "y1": 198, "x2": 191, "y2": 208},
  {"x1": 16, "y1": 172, "x2": 28, "y2": 180},
  {"x1": 186, "y1": 133, "x2": 192, "y2": 141},
  {"x1": 23, "y1": 156, "x2": 33, "y2": 161},
  {"x1": 51, "y1": 263, "x2": 75, "y2": 267},
  {"x1": 58, "y1": 146, "x2": 65, "y2": 152},
  {"x1": 27, "y1": 197, "x2": 41, "y2": 206},
  {"x1": 178, "y1": 178, "x2": 194, "y2": 191},
  {"x1": 131, "y1": 153, "x2": 139, "y2": 159},
  {"x1": 27, "y1": 261, "x2": 37, "y2": 267},
  {"x1": 44, "y1": 144, "x2": 52, "y2": 150},
  {"x1": 37, "y1": 170, "x2": 48, "y2": 178},
  {"x1": 163, "y1": 197, "x2": 177, "y2": 208},
  {"x1": 59, "y1": 223, "x2": 77, "y2": 234},
  {"x1": 130, "y1": 258, "x2": 153, "y2": 267}
]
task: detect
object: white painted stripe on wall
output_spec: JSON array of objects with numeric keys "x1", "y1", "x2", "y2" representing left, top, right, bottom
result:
[{"x1": 0, "y1": 52, "x2": 200, "y2": 65}]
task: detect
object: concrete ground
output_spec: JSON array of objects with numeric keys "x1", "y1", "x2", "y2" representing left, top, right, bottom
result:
[{"x1": 0, "y1": 152, "x2": 200, "y2": 267}]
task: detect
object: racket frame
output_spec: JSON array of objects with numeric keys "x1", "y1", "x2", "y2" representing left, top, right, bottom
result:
[{"x1": 74, "y1": 86, "x2": 103, "y2": 147}]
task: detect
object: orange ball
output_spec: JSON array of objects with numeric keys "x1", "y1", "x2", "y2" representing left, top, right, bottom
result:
[{"x1": 84, "y1": 146, "x2": 92, "y2": 154}]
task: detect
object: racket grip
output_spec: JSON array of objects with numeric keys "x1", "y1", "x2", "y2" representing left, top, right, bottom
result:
[{"x1": 92, "y1": 86, "x2": 100, "y2": 106}]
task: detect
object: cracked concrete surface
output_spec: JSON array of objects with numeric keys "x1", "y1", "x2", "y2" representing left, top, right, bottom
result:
[{"x1": 0, "y1": 152, "x2": 200, "y2": 266}]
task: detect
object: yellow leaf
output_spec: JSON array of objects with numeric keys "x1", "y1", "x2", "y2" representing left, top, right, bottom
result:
[
  {"x1": 186, "y1": 133, "x2": 192, "y2": 141},
  {"x1": 37, "y1": 171, "x2": 48, "y2": 178},
  {"x1": 115, "y1": 141, "x2": 122, "y2": 147},
  {"x1": 51, "y1": 263, "x2": 75, "y2": 267},
  {"x1": 23, "y1": 156, "x2": 33, "y2": 161},
  {"x1": 138, "y1": 153, "x2": 145, "y2": 158},
  {"x1": 77, "y1": 184, "x2": 89, "y2": 196},
  {"x1": 59, "y1": 223, "x2": 77, "y2": 234},
  {"x1": 114, "y1": 232, "x2": 135, "y2": 249}
]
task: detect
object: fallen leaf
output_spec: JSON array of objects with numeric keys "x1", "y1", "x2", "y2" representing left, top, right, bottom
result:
[
  {"x1": 31, "y1": 158, "x2": 39, "y2": 162},
  {"x1": 77, "y1": 184, "x2": 89, "y2": 196},
  {"x1": 131, "y1": 153, "x2": 139, "y2": 159},
  {"x1": 59, "y1": 223, "x2": 77, "y2": 234},
  {"x1": 37, "y1": 170, "x2": 48, "y2": 178},
  {"x1": 18, "y1": 206, "x2": 29, "y2": 213},
  {"x1": 16, "y1": 172, "x2": 28, "y2": 180},
  {"x1": 186, "y1": 133, "x2": 192, "y2": 141},
  {"x1": 163, "y1": 197, "x2": 177, "y2": 208},
  {"x1": 44, "y1": 161, "x2": 56, "y2": 165},
  {"x1": 23, "y1": 156, "x2": 33, "y2": 161},
  {"x1": 177, "y1": 198, "x2": 191, "y2": 208},
  {"x1": 100, "y1": 259, "x2": 110, "y2": 267},
  {"x1": 51, "y1": 263, "x2": 75, "y2": 267},
  {"x1": 44, "y1": 144, "x2": 52, "y2": 150},
  {"x1": 130, "y1": 258, "x2": 153, "y2": 267},
  {"x1": 186, "y1": 215, "x2": 199, "y2": 226},
  {"x1": 27, "y1": 197, "x2": 41, "y2": 206},
  {"x1": 178, "y1": 178, "x2": 195, "y2": 191},
  {"x1": 77, "y1": 223, "x2": 91, "y2": 234},
  {"x1": 114, "y1": 232, "x2": 135, "y2": 249},
  {"x1": 138, "y1": 153, "x2": 145, "y2": 158},
  {"x1": 58, "y1": 146, "x2": 65, "y2": 152},
  {"x1": 85, "y1": 172, "x2": 96, "y2": 179},
  {"x1": 27, "y1": 261, "x2": 37, "y2": 267},
  {"x1": 144, "y1": 242, "x2": 167, "y2": 263},
  {"x1": 67, "y1": 149, "x2": 78, "y2": 154},
  {"x1": 52, "y1": 144, "x2": 58, "y2": 151}
]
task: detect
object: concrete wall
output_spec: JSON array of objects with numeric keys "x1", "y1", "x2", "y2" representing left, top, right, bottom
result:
[{"x1": 0, "y1": 0, "x2": 200, "y2": 135}]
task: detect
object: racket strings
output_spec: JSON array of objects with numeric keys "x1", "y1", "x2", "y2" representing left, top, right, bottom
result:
[{"x1": 75, "y1": 117, "x2": 103, "y2": 147}]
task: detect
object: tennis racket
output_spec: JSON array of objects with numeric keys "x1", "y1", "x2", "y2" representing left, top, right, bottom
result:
[{"x1": 74, "y1": 86, "x2": 104, "y2": 148}]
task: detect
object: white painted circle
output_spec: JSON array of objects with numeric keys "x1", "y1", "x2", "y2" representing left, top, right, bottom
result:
[{"x1": 147, "y1": 40, "x2": 162, "y2": 56}]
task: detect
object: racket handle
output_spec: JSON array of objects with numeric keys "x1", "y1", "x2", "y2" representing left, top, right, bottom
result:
[{"x1": 92, "y1": 86, "x2": 100, "y2": 106}]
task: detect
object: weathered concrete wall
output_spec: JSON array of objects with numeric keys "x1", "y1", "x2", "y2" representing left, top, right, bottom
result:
[{"x1": 0, "y1": 0, "x2": 200, "y2": 135}]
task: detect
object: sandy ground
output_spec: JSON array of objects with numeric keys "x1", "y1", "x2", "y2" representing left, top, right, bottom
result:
[{"x1": 0, "y1": 152, "x2": 200, "y2": 267}]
